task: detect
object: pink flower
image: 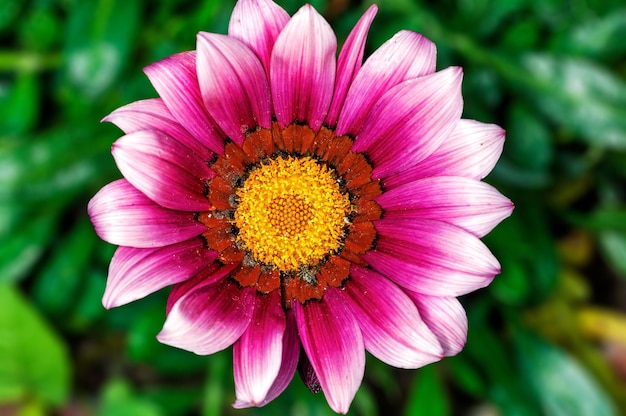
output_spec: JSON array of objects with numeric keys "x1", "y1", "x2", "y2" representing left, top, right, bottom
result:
[{"x1": 88, "y1": 0, "x2": 513, "y2": 413}]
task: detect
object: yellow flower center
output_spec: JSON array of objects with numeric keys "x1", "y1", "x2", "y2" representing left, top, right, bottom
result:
[{"x1": 234, "y1": 156, "x2": 350, "y2": 272}]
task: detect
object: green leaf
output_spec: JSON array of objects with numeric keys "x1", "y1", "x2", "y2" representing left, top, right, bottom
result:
[
  {"x1": 506, "y1": 103, "x2": 553, "y2": 171},
  {"x1": 404, "y1": 365, "x2": 449, "y2": 416},
  {"x1": 0, "y1": 284, "x2": 70, "y2": 406},
  {"x1": 63, "y1": 0, "x2": 141, "y2": 99},
  {"x1": 98, "y1": 379, "x2": 163, "y2": 416},
  {"x1": 32, "y1": 218, "x2": 97, "y2": 317},
  {"x1": 513, "y1": 328, "x2": 618, "y2": 416},
  {"x1": 549, "y1": 9, "x2": 626, "y2": 61},
  {"x1": 521, "y1": 54, "x2": 626, "y2": 149},
  {"x1": 599, "y1": 230, "x2": 626, "y2": 278},
  {"x1": 0, "y1": 73, "x2": 39, "y2": 136},
  {"x1": 0, "y1": 213, "x2": 57, "y2": 284}
]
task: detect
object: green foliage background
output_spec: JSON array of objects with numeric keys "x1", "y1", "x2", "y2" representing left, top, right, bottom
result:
[{"x1": 2, "y1": 0, "x2": 626, "y2": 414}]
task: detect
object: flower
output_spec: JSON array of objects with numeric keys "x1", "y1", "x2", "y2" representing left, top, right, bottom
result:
[{"x1": 88, "y1": 0, "x2": 513, "y2": 413}]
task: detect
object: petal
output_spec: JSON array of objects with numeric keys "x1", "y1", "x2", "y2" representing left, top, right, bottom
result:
[
  {"x1": 112, "y1": 131, "x2": 213, "y2": 211},
  {"x1": 103, "y1": 237, "x2": 216, "y2": 309},
  {"x1": 88, "y1": 179, "x2": 205, "y2": 248},
  {"x1": 196, "y1": 33, "x2": 271, "y2": 144},
  {"x1": 408, "y1": 294, "x2": 468, "y2": 357},
  {"x1": 364, "y1": 218, "x2": 501, "y2": 296},
  {"x1": 345, "y1": 265, "x2": 443, "y2": 368},
  {"x1": 293, "y1": 289, "x2": 365, "y2": 414},
  {"x1": 352, "y1": 67, "x2": 464, "y2": 179},
  {"x1": 238, "y1": 311, "x2": 300, "y2": 408},
  {"x1": 270, "y1": 4, "x2": 336, "y2": 131},
  {"x1": 157, "y1": 267, "x2": 255, "y2": 355},
  {"x1": 228, "y1": 0, "x2": 290, "y2": 75},
  {"x1": 102, "y1": 98, "x2": 213, "y2": 161},
  {"x1": 377, "y1": 176, "x2": 514, "y2": 237},
  {"x1": 143, "y1": 51, "x2": 225, "y2": 155},
  {"x1": 325, "y1": 5, "x2": 377, "y2": 127},
  {"x1": 336, "y1": 30, "x2": 436, "y2": 137},
  {"x1": 233, "y1": 290, "x2": 286, "y2": 407},
  {"x1": 384, "y1": 119, "x2": 506, "y2": 186}
]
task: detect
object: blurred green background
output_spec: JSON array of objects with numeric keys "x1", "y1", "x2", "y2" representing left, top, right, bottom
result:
[{"x1": 2, "y1": 0, "x2": 626, "y2": 414}]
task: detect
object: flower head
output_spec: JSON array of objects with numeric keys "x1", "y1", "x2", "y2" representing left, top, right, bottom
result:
[{"x1": 88, "y1": 0, "x2": 513, "y2": 413}]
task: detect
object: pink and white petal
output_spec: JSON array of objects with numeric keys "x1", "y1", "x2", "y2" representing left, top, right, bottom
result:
[
  {"x1": 228, "y1": 0, "x2": 290, "y2": 76},
  {"x1": 325, "y1": 5, "x2": 378, "y2": 127},
  {"x1": 144, "y1": 51, "x2": 225, "y2": 155},
  {"x1": 112, "y1": 131, "x2": 213, "y2": 212},
  {"x1": 384, "y1": 120, "x2": 506, "y2": 187},
  {"x1": 336, "y1": 30, "x2": 436, "y2": 136},
  {"x1": 158, "y1": 272, "x2": 255, "y2": 355},
  {"x1": 103, "y1": 237, "x2": 216, "y2": 309},
  {"x1": 345, "y1": 265, "x2": 443, "y2": 368},
  {"x1": 352, "y1": 67, "x2": 464, "y2": 179},
  {"x1": 270, "y1": 5, "x2": 336, "y2": 132},
  {"x1": 197, "y1": 33, "x2": 271, "y2": 144},
  {"x1": 364, "y1": 218, "x2": 501, "y2": 296},
  {"x1": 377, "y1": 176, "x2": 514, "y2": 237},
  {"x1": 408, "y1": 294, "x2": 468, "y2": 357},
  {"x1": 233, "y1": 290, "x2": 286, "y2": 406},
  {"x1": 88, "y1": 179, "x2": 205, "y2": 248},
  {"x1": 165, "y1": 262, "x2": 226, "y2": 315},
  {"x1": 102, "y1": 98, "x2": 213, "y2": 161},
  {"x1": 293, "y1": 288, "x2": 365, "y2": 414}
]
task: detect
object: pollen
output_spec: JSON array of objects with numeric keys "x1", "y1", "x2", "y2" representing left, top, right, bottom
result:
[{"x1": 234, "y1": 156, "x2": 351, "y2": 272}]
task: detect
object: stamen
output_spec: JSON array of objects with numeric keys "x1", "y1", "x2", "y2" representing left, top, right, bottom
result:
[{"x1": 234, "y1": 156, "x2": 350, "y2": 272}]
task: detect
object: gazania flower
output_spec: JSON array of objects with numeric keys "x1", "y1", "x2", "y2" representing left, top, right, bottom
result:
[{"x1": 88, "y1": 0, "x2": 513, "y2": 413}]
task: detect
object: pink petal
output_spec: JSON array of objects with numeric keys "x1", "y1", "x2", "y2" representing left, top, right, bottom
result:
[
  {"x1": 293, "y1": 289, "x2": 365, "y2": 414},
  {"x1": 112, "y1": 131, "x2": 213, "y2": 212},
  {"x1": 196, "y1": 33, "x2": 271, "y2": 145},
  {"x1": 143, "y1": 51, "x2": 225, "y2": 155},
  {"x1": 233, "y1": 290, "x2": 286, "y2": 407},
  {"x1": 336, "y1": 30, "x2": 436, "y2": 137},
  {"x1": 157, "y1": 268, "x2": 255, "y2": 355},
  {"x1": 325, "y1": 5, "x2": 378, "y2": 127},
  {"x1": 102, "y1": 98, "x2": 213, "y2": 162},
  {"x1": 408, "y1": 294, "x2": 468, "y2": 356},
  {"x1": 364, "y1": 218, "x2": 501, "y2": 296},
  {"x1": 384, "y1": 119, "x2": 506, "y2": 187},
  {"x1": 88, "y1": 179, "x2": 205, "y2": 248},
  {"x1": 103, "y1": 237, "x2": 216, "y2": 309},
  {"x1": 233, "y1": 310, "x2": 300, "y2": 409},
  {"x1": 345, "y1": 265, "x2": 443, "y2": 368},
  {"x1": 352, "y1": 67, "x2": 464, "y2": 179},
  {"x1": 377, "y1": 176, "x2": 514, "y2": 237},
  {"x1": 270, "y1": 4, "x2": 336, "y2": 131},
  {"x1": 228, "y1": 0, "x2": 290, "y2": 76}
]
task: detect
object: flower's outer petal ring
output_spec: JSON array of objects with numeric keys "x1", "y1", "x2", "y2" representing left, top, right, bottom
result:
[
  {"x1": 325, "y1": 5, "x2": 377, "y2": 127},
  {"x1": 294, "y1": 288, "x2": 365, "y2": 414},
  {"x1": 228, "y1": 0, "x2": 290, "y2": 76},
  {"x1": 112, "y1": 131, "x2": 213, "y2": 212},
  {"x1": 158, "y1": 269, "x2": 255, "y2": 355},
  {"x1": 103, "y1": 238, "x2": 216, "y2": 309},
  {"x1": 409, "y1": 294, "x2": 468, "y2": 357},
  {"x1": 364, "y1": 218, "x2": 500, "y2": 296},
  {"x1": 144, "y1": 51, "x2": 225, "y2": 155},
  {"x1": 384, "y1": 119, "x2": 506, "y2": 187},
  {"x1": 102, "y1": 98, "x2": 213, "y2": 162},
  {"x1": 197, "y1": 33, "x2": 271, "y2": 145},
  {"x1": 233, "y1": 290, "x2": 286, "y2": 406},
  {"x1": 353, "y1": 67, "x2": 464, "y2": 179},
  {"x1": 336, "y1": 30, "x2": 436, "y2": 137},
  {"x1": 346, "y1": 265, "x2": 443, "y2": 368},
  {"x1": 271, "y1": 4, "x2": 336, "y2": 132},
  {"x1": 88, "y1": 179, "x2": 205, "y2": 248},
  {"x1": 377, "y1": 176, "x2": 513, "y2": 237}
]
